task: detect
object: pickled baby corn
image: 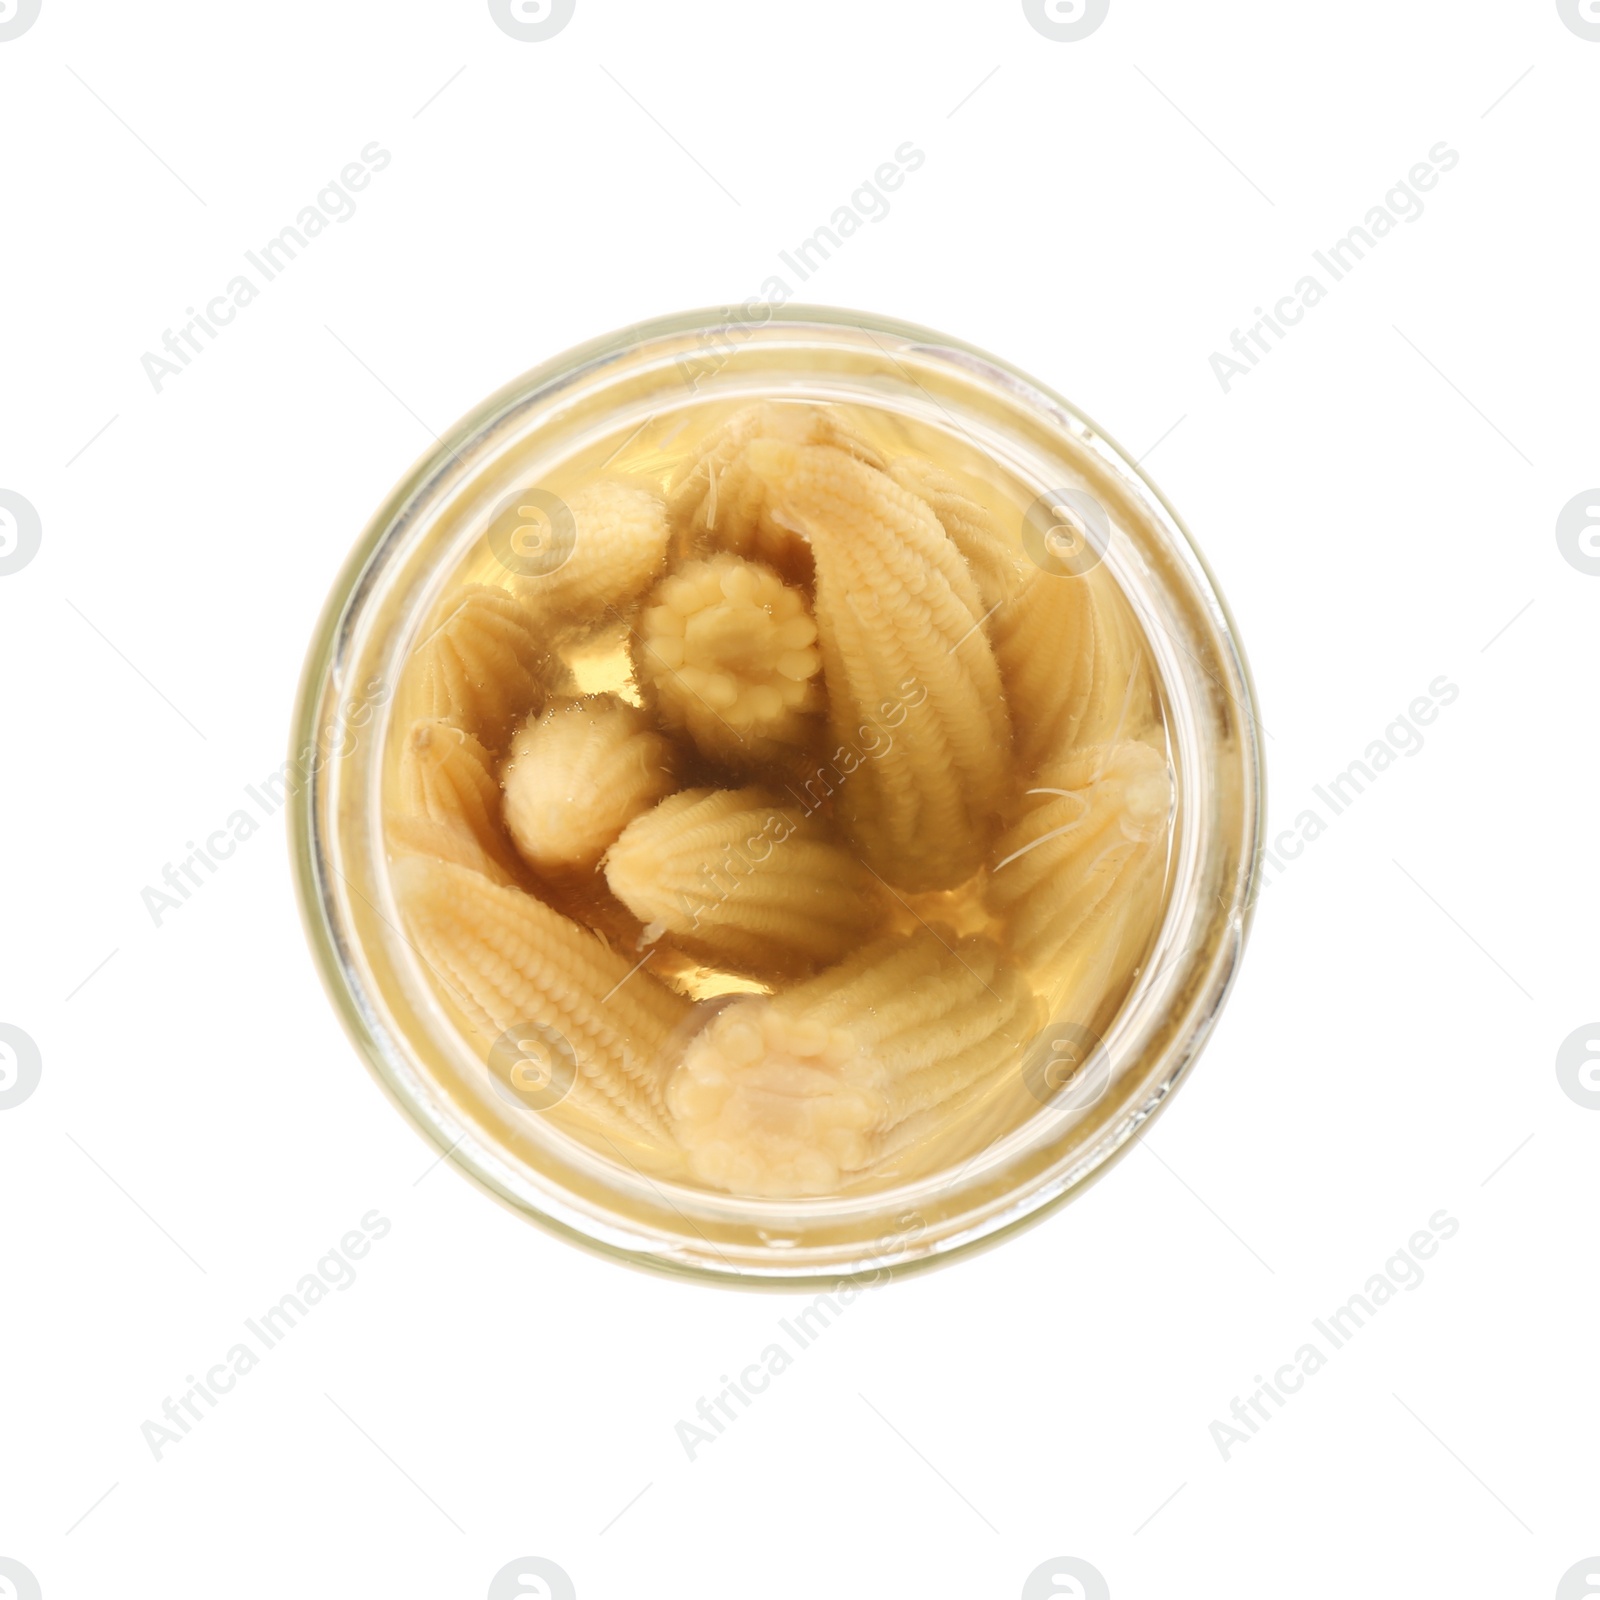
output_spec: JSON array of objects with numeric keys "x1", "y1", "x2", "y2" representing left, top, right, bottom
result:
[
  {"x1": 396, "y1": 718, "x2": 524, "y2": 882},
  {"x1": 635, "y1": 554, "x2": 822, "y2": 773},
  {"x1": 665, "y1": 929, "x2": 1040, "y2": 1196},
  {"x1": 604, "y1": 787, "x2": 885, "y2": 978},
  {"x1": 890, "y1": 464, "x2": 1157, "y2": 768},
  {"x1": 385, "y1": 812, "x2": 516, "y2": 887},
  {"x1": 887, "y1": 454, "x2": 1147, "y2": 820},
  {"x1": 887, "y1": 457, "x2": 1024, "y2": 614},
  {"x1": 992, "y1": 563, "x2": 1157, "y2": 772},
  {"x1": 671, "y1": 401, "x2": 884, "y2": 579},
  {"x1": 385, "y1": 398, "x2": 1177, "y2": 1198},
  {"x1": 410, "y1": 583, "x2": 553, "y2": 750},
  {"x1": 393, "y1": 855, "x2": 692, "y2": 1141},
  {"x1": 741, "y1": 440, "x2": 1012, "y2": 891},
  {"x1": 501, "y1": 695, "x2": 678, "y2": 875},
  {"x1": 987, "y1": 741, "x2": 1172, "y2": 979},
  {"x1": 511, "y1": 480, "x2": 672, "y2": 624}
]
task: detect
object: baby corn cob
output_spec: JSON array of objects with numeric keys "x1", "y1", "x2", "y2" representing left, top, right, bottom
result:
[
  {"x1": 392, "y1": 855, "x2": 694, "y2": 1142},
  {"x1": 410, "y1": 583, "x2": 554, "y2": 750},
  {"x1": 666, "y1": 929, "x2": 1040, "y2": 1196},
  {"x1": 671, "y1": 401, "x2": 884, "y2": 579},
  {"x1": 987, "y1": 741, "x2": 1172, "y2": 982},
  {"x1": 511, "y1": 480, "x2": 672, "y2": 624},
  {"x1": 741, "y1": 440, "x2": 1013, "y2": 891},
  {"x1": 886, "y1": 461, "x2": 1158, "y2": 767},
  {"x1": 992, "y1": 562, "x2": 1157, "y2": 773},
  {"x1": 385, "y1": 812, "x2": 516, "y2": 886},
  {"x1": 604, "y1": 787, "x2": 885, "y2": 978},
  {"x1": 500, "y1": 694, "x2": 679, "y2": 875},
  {"x1": 887, "y1": 457, "x2": 1025, "y2": 614},
  {"x1": 635, "y1": 554, "x2": 823, "y2": 774},
  {"x1": 396, "y1": 718, "x2": 524, "y2": 882}
]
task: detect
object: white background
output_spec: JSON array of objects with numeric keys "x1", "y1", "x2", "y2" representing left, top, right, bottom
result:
[{"x1": 2, "y1": 2, "x2": 1596, "y2": 1596}]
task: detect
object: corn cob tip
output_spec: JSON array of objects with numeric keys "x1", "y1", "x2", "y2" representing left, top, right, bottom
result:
[
  {"x1": 501, "y1": 694, "x2": 679, "y2": 875},
  {"x1": 509, "y1": 480, "x2": 672, "y2": 624}
]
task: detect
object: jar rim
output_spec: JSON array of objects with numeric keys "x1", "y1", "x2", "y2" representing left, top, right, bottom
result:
[{"x1": 290, "y1": 304, "x2": 1265, "y2": 1285}]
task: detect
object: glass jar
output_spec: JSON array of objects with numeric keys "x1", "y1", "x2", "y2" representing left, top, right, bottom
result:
[{"x1": 289, "y1": 306, "x2": 1263, "y2": 1284}]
